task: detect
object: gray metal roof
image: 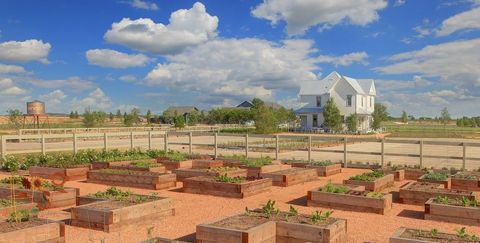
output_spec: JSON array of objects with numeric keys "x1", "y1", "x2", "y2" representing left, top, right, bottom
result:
[{"x1": 295, "y1": 107, "x2": 324, "y2": 114}]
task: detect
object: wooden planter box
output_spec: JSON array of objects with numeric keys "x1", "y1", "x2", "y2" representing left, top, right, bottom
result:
[
  {"x1": 451, "y1": 172, "x2": 480, "y2": 191},
  {"x1": 161, "y1": 160, "x2": 193, "y2": 171},
  {"x1": 87, "y1": 170, "x2": 176, "y2": 190},
  {"x1": 92, "y1": 160, "x2": 134, "y2": 169},
  {"x1": 290, "y1": 162, "x2": 309, "y2": 168},
  {"x1": 76, "y1": 195, "x2": 108, "y2": 206},
  {"x1": 71, "y1": 197, "x2": 174, "y2": 232},
  {"x1": 240, "y1": 164, "x2": 292, "y2": 179},
  {"x1": 404, "y1": 169, "x2": 427, "y2": 180},
  {"x1": 182, "y1": 176, "x2": 272, "y2": 198},
  {"x1": 29, "y1": 165, "x2": 90, "y2": 181},
  {"x1": 0, "y1": 186, "x2": 78, "y2": 209},
  {"x1": 196, "y1": 214, "x2": 347, "y2": 243},
  {"x1": 188, "y1": 154, "x2": 213, "y2": 160},
  {"x1": 192, "y1": 159, "x2": 224, "y2": 169},
  {"x1": 219, "y1": 159, "x2": 244, "y2": 168},
  {"x1": 306, "y1": 163, "x2": 342, "y2": 177},
  {"x1": 390, "y1": 227, "x2": 474, "y2": 243},
  {"x1": 109, "y1": 164, "x2": 166, "y2": 173},
  {"x1": 381, "y1": 168, "x2": 405, "y2": 181},
  {"x1": 260, "y1": 168, "x2": 317, "y2": 187},
  {"x1": 424, "y1": 198, "x2": 480, "y2": 226},
  {"x1": 344, "y1": 174, "x2": 394, "y2": 192},
  {"x1": 173, "y1": 168, "x2": 247, "y2": 182},
  {"x1": 307, "y1": 186, "x2": 392, "y2": 215},
  {"x1": 399, "y1": 181, "x2": 477, "y2": 205},
  {"x1": 0, "y1": 219, "x2": 65, "y2": 242},
  {"x1": 0, "y1": 201, "x2": 37, "y2": 217},
  {"x1": 417, "y1": 174, "x2": 451, "y2": 189}
]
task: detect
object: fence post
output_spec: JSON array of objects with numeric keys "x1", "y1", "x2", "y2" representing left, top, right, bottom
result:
[
  {"x1": 189, "y1": 132, "x2": 193, "y2": 154},
  {"x1": 41, "y1": 135, "x2": 46, "y2": 155},
  {"x1": 0, "y1": 136, "x2": 6, "y2": 159},
  {"x1": 419, "y1": 140, "x2": 423, "y2": 168},
  {"x1": 130, "y1": 132, "x2": 134, "y2": 150},
  {"x1": 73, "y1": 133, "x2": 77, "y2": 154},
  {"x1": 381, "y1": 138, "x2": 385, "y2": 167},
  {"x1": 343, "y1": 137, "x2": 348, "y2": 168},
  {"x1": 245, "y1": 134, "x2": 249, "y2": 158},
  {"x1": 148, "y1": 131, "x2": 152, "y2": 150},
  {"x1": 164, "y1": 132, "x2": 168, "y2": 152},
  {"x1": 214, "y1": 133, "x2": 218, "y2": 159},
  {"x1": 275, "y1": 135, "x2": 279, "y2": 160},
  {"x1": 308, "y1": 136, "x2": 312, "y2": 162},
  {"x1": 462, "y1": 143, "x2": 466, "y2": 171},
  {"x1": 104, "y1": 133, "x2": 108, "y2": 151}
]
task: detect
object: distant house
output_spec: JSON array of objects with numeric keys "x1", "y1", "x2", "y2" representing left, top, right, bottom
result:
[
  {"x1": 236, "y1": 101, "x2": 284, "y2": 110},
  {"x1": 163, "y1": 106, "x2": 199, "y2": 124},
  {"x1": 296, "y1": 71, "x2": 376, "y2": 132}
]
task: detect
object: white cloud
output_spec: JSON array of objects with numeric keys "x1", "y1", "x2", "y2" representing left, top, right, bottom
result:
[
  {"x1": 0, "y1": 78, "x2": 27, "y2": 96},
  {"x1": 277, "y1": 96, "x2": 305, "y2": 110},
  {"x1": 0, "y1": 63, "x2": 26, "y2": 74},
  {"x1": 39, "y1": 90, "x2": 67, "y2": 104},
  {"x1": 125, "y1": 0, "x2": 158, "y2": 10},
  {"x1": 29, "y1": 76, "x2": 96, "y2": 90},
  {"x1": 71, "y1": 88, "x2": 112, "y2": 111},
  {"x1": 394, "y1": 0, "x2": 406, "y2": 6},
  {"x1": 316, "y1": 52, "x2": 368, "y2": 66},
  {"x1": 376, "y1": 76, "x2": 432, "y2": 91},
  {"x1": 251, "y1": 0, "x2": 388, "y2": 35},
  {"x1": 116, "y1": 104, "x2": 139, "y2": 112},
  {"x1": 104, "y1": 2, "x2": 218, "y2": 55},
  {"x1": 118, "y1": 75, "x2": 137, "y2": 82},
  {"x1": 86, "y1": 49, "x2": 150, "y2": 68},
  {"x1": 435, "y1": 7, "x2": 480, "y2": 36},
  {"x1": 0, "y1": 39, "x2": 51, "y2": 63}
]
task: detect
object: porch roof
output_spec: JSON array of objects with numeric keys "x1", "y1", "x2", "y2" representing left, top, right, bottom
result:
[{"x1": 295, "y1": 107, "x2": 323, "y2": 114}]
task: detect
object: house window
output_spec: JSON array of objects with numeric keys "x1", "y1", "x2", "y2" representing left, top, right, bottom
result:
[
  {"x1": 313, "y1": 115, "x2": 318, "y2": 127},
  {"x1": 316, "y1": 96, "x2": 322, "y2": 107},
  {"x1": 346, "y1": 95, "x2": 352, "y2": 107}
]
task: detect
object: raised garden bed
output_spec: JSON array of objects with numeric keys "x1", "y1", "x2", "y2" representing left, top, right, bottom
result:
[
  {"x1": 0, "y1": 219, "x2": 65, "y2": 242},
  {"x1": 192, "y1": 159, "x2": 223, "y2": 169},
  {"x1": 418, "y1": 172, "x2": 451, "y2": 189},
  {"x1": 197, "y1": 207, "x2": 347, "y2": 243},
  {"x1": 173, "y1": 167, "x2": 247, "y2": 182},
  {"x1": 87, "y1": 169, "x2": 176, "y2": 190},
  {"x1": 404, "y1": 168, "x2": 428, "y2": 180},
  {"x1": 381, "y1": 167, "x2": 405, "y2": 181},
  {"x1": 424, "y1": 197, "x2": 480, "y2": 226},
  {"x1": 240, "y1": 163, "x2": 292, "y2": 179},
  {"x1": 0, "y1": 199, "x2": 37, "y2": 218},
  {"x1": 343, "y1": 171, "x2": 394, "y2": 192},
  {"x1": 92, "y1": 160, "x2": 153, "y2": 170},
  {"x1": 29, "y1": 165, "x2": 91, "y2": 181},
  {"x1": 71, "y1": 195, "x2": 174, "y2": 232},
  {"x1": 451, "y1": 172, "x2": 480, "y2": 191},
  {"x1": 306, "y1": 161, "x2": 342, "y2": 177},
  {"x1": 160, "y1": 160, "x2": 193, "y2": 171},
  {"x1": 0, "y1": 177, "x2": 78, "y2": 209},
  {"x1": 307, "y1": 183, "x2": 392, "y2": 215},
  {"x1": 399, "y1": 181, "x2": 477, "y2": 205},
  {"x1": 182, "y1": 176, "x2": 272, "y2": 198},
  {"x1": 109, "y1": 160, "x2": 166, "y2": 173},
  {"x1": 187, "y1": 154, "x2": 213, "y2": 160},
  {"x1": 390, "y1": 227, "x2": 479, "y2": 243},
  {"x1": 260, "y1": 168, "x2": 317, "y2": 187}
]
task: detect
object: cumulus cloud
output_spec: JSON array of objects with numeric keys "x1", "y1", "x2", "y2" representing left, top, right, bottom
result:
[
  {"x1": 71, "y1": 88, "x2": 112, "y2": 111},
  {"x1": 124, "y1": 0, "x2": 158, "y2": 10},
  {"x1": 394, "y1": 0, "x2": 406, "y2": 6},
  {"x1": 104, "y1": 2, "x2": 218, "y2": 55},
  {"x1": 0, "y1": 63, "x2": 26, "y2": 74},
  {"x1": 252, "y1": 0, "x2": 388, "y2": 35},
  {"x1": 0, "y1": 78, "x2": 27, "y2": 96},
  {"x1": 0, "y1": 39, "x2": 51, "y2": 63},
  {"x1": 118, "y1": 75, "x2": 137, "y2": 82},
  {"x1": 86, "y1": 49, "x2": 151, "y2": 68},
  {"x1": 376, "y1": 76, "x2": 432, "y2": 91},
  {"x1": 435, "y1": 7, "x2": 480, "y2": 36},
  {"x1": 316, "y1": 52, "x2": 368, "y2": 66},
  {"x1": 39, "y1": 90, "x2": 67, "y2": 104},
  {"x1": 144, "y1": 38, "x2": 366, "y2": 105},
  {"x1": 28, "y1": 76, "x2": 96, "y2": 90}
]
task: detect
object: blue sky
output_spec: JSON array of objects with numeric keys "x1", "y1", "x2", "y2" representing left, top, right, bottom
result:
[{"x1": 0, "y1": 0, "x2": 479, "y2": 117}]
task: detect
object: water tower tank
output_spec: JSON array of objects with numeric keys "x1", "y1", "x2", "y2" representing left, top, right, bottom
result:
[{"x1": 26, "y1": 100, "x2": 46, "y2": 115}]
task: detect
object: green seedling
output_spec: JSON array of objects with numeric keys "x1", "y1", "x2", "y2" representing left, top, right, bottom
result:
[{"x1": 289, "y1": 205, "x2": 298, "y2": 216}]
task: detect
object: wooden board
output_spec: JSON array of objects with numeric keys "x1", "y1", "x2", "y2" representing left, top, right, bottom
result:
[
  {"x1": 240, "y1": 164, "x2": 292, "y2": 179},
  {"x1": 343, "y1": 174, "x2": 394, "y2": 192},
  {"x1": 399, "y1": 181, "x2": 477, "y2": 205},
  {"x1": 0, "y1": 187, "x2": 78, "y2": 209},
  {"x1": 404, "y1": 169, "x2": 427, "y2": 180},
  {"x1": 417, "y1": 175, "x2": 451, "y2": 189},
  {"x1": 161, "y1": 160, "x2": 193, "y2": 171},
  {"x1": 0, "y1": 201, "x2": 37, "y2": 218},
  {"x1": 87, "y1": 171, "x2": 176, "y2": 190},
  {"x1": 29, "y1": 166, "x2": 90, "y2": 181},
  {"x1": 182, "y1": 176, "x2": 272, "y2": 198},
  {"x1": 424, "y1": 198, "x2": 480, "y2": 226},
  {"x1": 0, "y1": 220, "x2": 65, "y2": 242},
  {"x1": 173, "y1": 168, "x2": 247, "y2": 182},
  {"x1": 192, "y1": 160, "x2": 224, "y2": 169},
  {"x1": 260, "y1": 168, "x2": 317, "y2": 187},
  {"x1": 451, "y1": 178, "x2": 480, "y2": 191},
  {"x1": 306, "y1": 163, "x2": 342, "y2": 177}
]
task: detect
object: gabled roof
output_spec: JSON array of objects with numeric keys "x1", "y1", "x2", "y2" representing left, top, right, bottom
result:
[
  {"x1": 236, "y1": 101, "x2": 284, "y2": 110},
  {"x1": 299, "y1": 71, "x2": 376, "y2": 96},
  {"x1": 295, "y1": 107, "x2": 324, "y2": 114},
  {"x1": 236, "y1": 101, "x2": 253, "y2": 108}
]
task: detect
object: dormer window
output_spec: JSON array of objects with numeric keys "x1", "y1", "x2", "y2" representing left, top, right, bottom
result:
[
  {"x1": 316, "y1": 96, "x2": 322, "y2": 107},
  {"x1": 346, "y1": 95, "x2": 352, "y2": 107}
]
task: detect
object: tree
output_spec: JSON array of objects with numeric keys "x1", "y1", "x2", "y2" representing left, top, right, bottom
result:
[
  {"x1": 250, "y1": 98, "x2": 278, "y2": 134},
  {"x1": 371, "y1": 103, "x2": 389, "y2": 130},
  {"x1": 109, "y1": 112, "x2": 114, "y2": 122},
  {"x1": 69, "y1": 111, "x2": 75, "y2": 119},
  {"x1": 123, "y1": 108, "x2": 141, "y2": 127},
  {"x1": 440, "y1": 107, "x2": 451, "y2": 127},
  {"x1": 346, "y1": 114, "x2": 358, "y2": 133},
  {"x1": 74, "y1": 111, "x2": 79, "y2": 119},
  {"x1": 116, "y1": 109, "x2": 122, "y2": 119},
  {"x1": 82, "y1": 109, "x2": 107, "y2": 128},
  {"x1": 145, "y1": 110, "x2": 152, "y2": 124},
  {"x1": 174, "y1": 115, "x2": 185, "y2": 128},
  {"x1": 401, "y1": 111, "x2": 408, "y2": 123},
  {"x1": 7, "y1": 109, "x2": 23, "y2": 129},
  {"x1": 323, "y1": 98, "x2": 342, "y2": 133}
]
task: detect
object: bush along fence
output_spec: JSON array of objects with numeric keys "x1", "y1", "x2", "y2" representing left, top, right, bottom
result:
[{"x1": 2, "y1": 131, "x2": 480, "y2": 170}]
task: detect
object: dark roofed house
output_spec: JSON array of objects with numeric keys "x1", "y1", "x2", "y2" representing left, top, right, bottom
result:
[
  {"x1": 163, "y1": 106, "x2": 199, "y2": 124},
  {"x1": 236, "y1": 101, "x2": 284, "y2": 110}
]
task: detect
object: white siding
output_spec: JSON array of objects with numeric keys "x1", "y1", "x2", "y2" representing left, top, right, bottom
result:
[
  {"x1": 330, "y1": 78, "x2": 357, "y2": 116},
  {"x1": 300, "y1": 94, "x2": 329, "y2": 108}
]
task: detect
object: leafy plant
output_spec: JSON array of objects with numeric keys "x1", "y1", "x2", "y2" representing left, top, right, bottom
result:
[
  {"x1": 366, "y1": 192, "x2": 383, "y2": 199},
  {"x1": 7, "y1": 208, "x2": 38, "y2": 223},
  {"x1": 245, "y1": 207, "x2": 252, "y2": 216},
  {"x1": 349, "y1": 170, "x2": 384, "y2": 181},
  {"x1": 243, "y1": 157, "x2": 272, "y2": 167},
  {"x1": 289, "y1": 205, "x2": 298, "y2": 216},
  {"x1": 214, "y1": 175, "x2": 245, "y2": 183},
  {"x1": 262, "y1": 200, "x2": 279, "y2": 218},
  {"x1": 310, "y1": 160, "x2": 334, "y2": 166},
  {"x1": 1, "y1": 155, "x2": 20, "y2": 172},
  {"x1": 460, "y1": 196, "x2": 477, "y2": 207},
  {"x1": 93, "y1": 187, "x2": 132, "y2": 201},
  {"x1": 319, "y1": 182, "x2": 348, "y2": 194},
  {"x1": 310, "y1": 210, "x2": 332, "y2": 224},
  {"x1": 423, "y1": 172, "x2": 449, "y2": 181},
  {"x1": 430, "y1": 228, "x2": 438, "y2": 238},
  {"x1": 456, "y1": 227, "x2": 468, "y2": 239},
  {"x1": 434, "y1": 195, "x2": 450, "y2": 204}
]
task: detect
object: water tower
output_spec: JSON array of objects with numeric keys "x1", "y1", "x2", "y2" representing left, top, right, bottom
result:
[{"x1": 23, "y1": 100, "x2": 49, "y2": 128}]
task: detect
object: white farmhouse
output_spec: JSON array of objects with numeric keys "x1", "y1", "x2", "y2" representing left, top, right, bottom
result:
[{"x1": 296, "y1": 71, "x2": 376, "y2": 132}]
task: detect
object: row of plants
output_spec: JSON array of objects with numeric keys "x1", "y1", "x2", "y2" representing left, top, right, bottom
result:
[
  {"x1": 0, "y1": 149, "x2": 174, "y2": 171},
  {"x1": 0, "y1": 176, "x2": 62, "y2": 191},
  {"x1": 434, "y1": 195, "x2": 479, "y2": 207},
  {"x1": 410, "y1": 227, "x2": 479, "y2": 242},
  {"x1": 349, "y1": 170, "x2": 385, "y2": 181},
  {"x1": 221, "y1": 154, "x2": 273, "y2": 167},
  {"x1": 319, "y1": 182, "x2": 384, "y2": 199},
  {"x1": 91, "y1": 187, "x2": 158, "y2": 204},
  {"x1": 214, "y1": 175, "x2": 246, "y2": 183}
]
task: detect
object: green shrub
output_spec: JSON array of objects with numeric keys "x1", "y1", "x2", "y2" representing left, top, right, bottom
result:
[
  {"x1": 423, "y1": 172, "x2": 449, "y2": 181},
  {"x1": 320, "y1": 182, "x2": 348, "y2": 193},
  {"x1": 310, "y1": 160, "x2": 334, "y2": 166},
  {"x1": 1, "y1": 156, "x2": 20, "y2": 172},
  {"x1": 349, "y1": 170, "x2": 385, "y2": 181},
  {"x1": 214, "y1": 175, "x2": 245, "y2": 183}
]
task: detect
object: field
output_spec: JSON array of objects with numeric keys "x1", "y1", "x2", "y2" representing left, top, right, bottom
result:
[{"x1": 383, "y1": 121, "x2": 480, "y2": 139}]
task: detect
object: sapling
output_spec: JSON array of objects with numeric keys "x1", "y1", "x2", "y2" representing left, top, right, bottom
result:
[
  {"x1": 245, "y1": 207, "x2": 252, "y2": 216},
  {"x1": 262, "y1": 200, "x2": 279, "y2": 218},
  {"x1": 430, "y1": 228, "x2": 438, "y2": 238},
  {"x1": 456, "y1": 227, "x2": 468, "y2": 239},
  {"x1": 434, "y1": 195, "x2": 449, "y2": 204},
  {"x1": 289, "y1": 205, "x2": 298, "y2": 216}
]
